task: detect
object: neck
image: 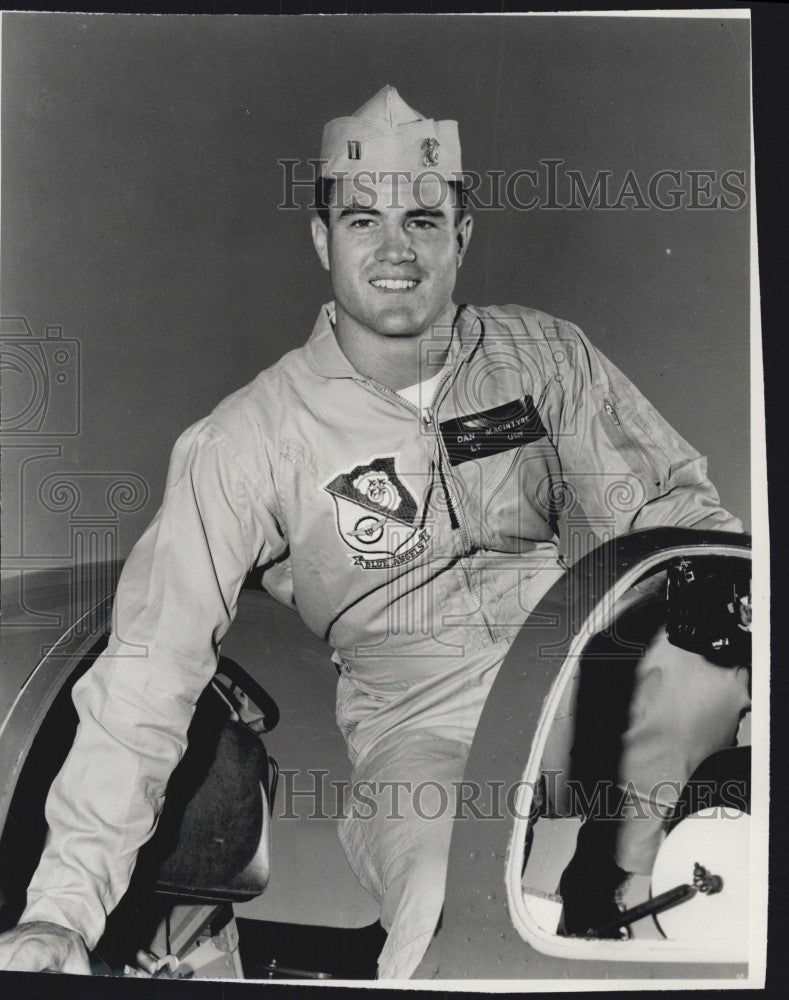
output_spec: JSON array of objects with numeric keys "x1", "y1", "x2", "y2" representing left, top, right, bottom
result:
[{"x1": 334, "y1": 303, "x2": 456, "y2": 391}]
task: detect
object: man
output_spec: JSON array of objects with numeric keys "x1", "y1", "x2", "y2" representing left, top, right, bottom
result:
[{"x1": 0, "y1": 86, "x2": 749, "y2": 978}]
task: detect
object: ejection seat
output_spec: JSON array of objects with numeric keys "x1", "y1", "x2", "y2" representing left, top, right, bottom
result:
[
  {"x1": 91, "y1": 656, "x2": 280, "y2": 979},
  {"x1": 0, "y1": 578, "x2": 381, "y2": 981},
  {"x1": 94, "y1": 591, "x2": 382, "y2": 980}
]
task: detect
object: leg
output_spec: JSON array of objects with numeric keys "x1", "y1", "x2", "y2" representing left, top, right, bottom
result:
[
  {"x1": 552, "y1": 603, "x2": 750, "y2": 935},
  {"x1": 336, "y1": 730, "x2": 469, "y2": 979},
  {"x1": 614, "y1": 627, "x2": 750, "y2": 873}
]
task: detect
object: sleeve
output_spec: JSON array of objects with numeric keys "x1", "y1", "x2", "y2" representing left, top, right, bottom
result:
[
  {"x1": 19, "y1": 418, "x2": 287, "y2": 948},
  {"x1": 554, "y1": 322, "x2": 743, "y2": 538}
]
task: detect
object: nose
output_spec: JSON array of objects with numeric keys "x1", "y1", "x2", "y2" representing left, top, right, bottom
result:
[{"x1": 375, "y1": 226, "x2": 416, "y2": 265}]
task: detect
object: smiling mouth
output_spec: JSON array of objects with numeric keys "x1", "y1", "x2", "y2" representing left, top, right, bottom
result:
[{"x1": 369, "y1": 278, "x2": 420, "y2": 291}]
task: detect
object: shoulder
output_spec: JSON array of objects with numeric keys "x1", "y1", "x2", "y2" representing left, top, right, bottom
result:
[
  {"x1": 466, "y1": 302, "x2": 596, "y2": 366},
  {"x1": 171, "y1": 345, "x2": 312, "y2": 494},
  {"x1": 211, "y1": 346, "x2": 307, "y2": 429},
  {"x1": 469, "y1": 303, "x2": 589, "y2": 342}
]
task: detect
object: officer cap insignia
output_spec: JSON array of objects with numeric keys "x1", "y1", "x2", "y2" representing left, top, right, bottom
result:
[
  {"x1": 420, "y1": 137, "x2": 440, "y2": 167},
  {"x1": 320, "y1": 86, "x2": 460, "y2": 180}
]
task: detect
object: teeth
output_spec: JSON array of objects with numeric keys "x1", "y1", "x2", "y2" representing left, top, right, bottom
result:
[{"x1": 371, "y1": 279, "x2": 418, "y2": 290}]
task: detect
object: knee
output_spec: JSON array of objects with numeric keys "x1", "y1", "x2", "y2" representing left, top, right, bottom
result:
[
  {"x1": 630, "y1": 633, "x2": 750, "y2": 746},
  {"x1": 378, "y1": 830, "x2": 450, "y2": 934}
]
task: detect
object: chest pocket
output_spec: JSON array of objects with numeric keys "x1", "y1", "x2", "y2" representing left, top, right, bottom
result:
[
  {"x1": 438, "y1": 396, "x2": 558, "y2": 549},
  {"x1": 440, "y1": 441, "x2": 560, "y2": 552}
]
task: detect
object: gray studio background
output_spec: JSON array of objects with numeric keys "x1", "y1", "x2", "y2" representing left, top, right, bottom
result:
[{"x1": 2, "y1": 13, "x2": 751, "y2": 562}]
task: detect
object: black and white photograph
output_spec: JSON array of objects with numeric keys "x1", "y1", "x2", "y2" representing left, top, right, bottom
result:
[{"x1": 0, "y1": 9, "x2": 767, "y2": 989}]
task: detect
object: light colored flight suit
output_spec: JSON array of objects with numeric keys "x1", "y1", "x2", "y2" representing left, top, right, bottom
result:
[{"x1": 21, "y1": 303, "x2": 747, "y2": 977}]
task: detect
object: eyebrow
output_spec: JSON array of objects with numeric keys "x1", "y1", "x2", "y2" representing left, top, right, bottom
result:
[{"x1": 337, "y1": 206, "x2": 450, "y2": 221}]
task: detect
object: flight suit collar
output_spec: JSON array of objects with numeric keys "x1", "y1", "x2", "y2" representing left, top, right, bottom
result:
[{"x1": 303, "y1": 301, "x2": 485, "y2": 379}]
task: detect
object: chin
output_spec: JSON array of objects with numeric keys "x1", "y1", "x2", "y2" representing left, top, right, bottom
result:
[{"x1": 370, "y1": 309, "x2": 428, "y2": 338}]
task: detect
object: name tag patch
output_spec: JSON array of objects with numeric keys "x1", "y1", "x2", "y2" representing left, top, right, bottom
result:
[{"x1": 440, "y1": 396, "x2": 547, "y2": 466}]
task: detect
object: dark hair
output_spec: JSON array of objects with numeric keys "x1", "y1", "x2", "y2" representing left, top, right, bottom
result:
[{"x1": 314, "y1": 176, "x2": 468, "y2": 227}]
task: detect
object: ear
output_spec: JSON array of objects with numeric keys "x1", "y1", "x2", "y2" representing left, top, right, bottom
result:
[
  {"x1": 311, "y1": 214, "x2": 331, "y2": 272},
  {"x1": 455, "y1": 213, "x2": 473, "y2": 268}
]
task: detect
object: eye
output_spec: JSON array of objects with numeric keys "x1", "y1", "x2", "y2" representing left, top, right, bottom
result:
[
  {"x1": 349, "y1": 217, "x2": 377, "y2": 229},
  {"x1": 408, "y1": 218, "x2": 438, "y2": 230}
]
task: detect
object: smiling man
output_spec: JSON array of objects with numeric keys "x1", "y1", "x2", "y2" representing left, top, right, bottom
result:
[
  {"x1": 0, "y1": 86, "x2": 749, "y2": 980},
  {"x1": 311, "y1": 90, "x2": 472, "y2": 392}
]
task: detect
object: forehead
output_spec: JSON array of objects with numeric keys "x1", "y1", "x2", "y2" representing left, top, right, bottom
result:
[{"x1": 330, "y1": 173, "x2": 454, "y2": 215}]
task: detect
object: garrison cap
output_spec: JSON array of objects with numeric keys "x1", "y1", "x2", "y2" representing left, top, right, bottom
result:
[{"x1": 320, "y1": 85, "x2": 462, "y2": 181}]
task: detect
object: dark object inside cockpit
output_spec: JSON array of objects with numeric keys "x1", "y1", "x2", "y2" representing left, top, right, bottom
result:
[{"x1": 665, "y1": 556, "x2": 751, "y2": 666}]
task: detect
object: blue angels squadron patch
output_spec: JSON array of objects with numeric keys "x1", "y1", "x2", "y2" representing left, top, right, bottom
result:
[{"x1": 323, "y1": 456, "x2": 431, "y2": 570}]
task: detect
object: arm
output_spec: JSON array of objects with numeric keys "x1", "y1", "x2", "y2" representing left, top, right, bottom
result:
[
  {"x1": 554, "y1": 322, "x2": 743, "y2": 537},
  {"x1": 2, "y1": 418, "x2": 286, "y2": 961}
]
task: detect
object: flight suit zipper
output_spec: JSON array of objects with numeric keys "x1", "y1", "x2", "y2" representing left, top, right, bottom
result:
[
  {"x1": 420, "y1": 402, "x2": 467, "y2": 547},
  {"x1": 603, "y1": 397, "x2": 662, "y2": 490},
  {"x1": 362, "y1": 370, "x2": 463, "y2": 535},
  {"x1": 365, "y1": 372, "x2": 497, "y2": 644},
  {"x1": 426, "y1": 402, "x2": 497, "y2": 642}
]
